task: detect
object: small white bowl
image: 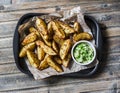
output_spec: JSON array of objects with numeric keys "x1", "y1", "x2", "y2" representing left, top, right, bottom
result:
[{"x1": 71, "y1": 40, "x2": 96, "y2": 66}]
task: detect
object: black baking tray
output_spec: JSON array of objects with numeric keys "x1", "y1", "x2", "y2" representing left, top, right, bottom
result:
[{"x1": 13, "y1": 13, "x2": 103, "y2": 78}]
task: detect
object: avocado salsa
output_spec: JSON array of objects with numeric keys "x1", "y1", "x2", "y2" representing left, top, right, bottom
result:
[{"x1": 73, "y1": 42, "x2": 94, "y2": 63}]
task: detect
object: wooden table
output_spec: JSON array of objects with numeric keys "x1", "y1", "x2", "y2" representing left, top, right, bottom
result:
[{"x1": 0, "y1": 0, "x2": 120, "y2": 92}]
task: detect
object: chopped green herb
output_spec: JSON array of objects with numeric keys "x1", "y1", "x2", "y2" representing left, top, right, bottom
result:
[{"x1": 73, "y1": 42, "x2": 94, "y2": 63}]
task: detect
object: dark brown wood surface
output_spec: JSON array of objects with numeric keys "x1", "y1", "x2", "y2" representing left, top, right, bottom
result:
[{"x1": 0, "y1": 0, "x2": 120, "y2": 92}]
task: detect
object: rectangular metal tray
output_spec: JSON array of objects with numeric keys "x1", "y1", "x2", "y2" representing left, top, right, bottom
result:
[{"x1": 13, "y1": 13, "x2": 103, "y2": 78}]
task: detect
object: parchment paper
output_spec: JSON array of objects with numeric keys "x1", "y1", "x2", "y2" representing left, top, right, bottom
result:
[{"x1": 25, "y1": 7, "x2": 98, "y2": 80}]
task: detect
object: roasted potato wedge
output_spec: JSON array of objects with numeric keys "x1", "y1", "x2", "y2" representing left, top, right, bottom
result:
[
  {"x1": 60, "y1": 39, "x2": 71, "y2": 59},
  {"x1": 36, "y1": 40, "x2": 57, "y2": 55},
  {"x1": 62, "y1": 54, "x2": 71, "y2": 67},
  {"x1": 52, "y1": 21, "x2": 65, "y2": 39},
  {"x1": 35, "y1": 17, "x2": 49, "y2": 40},
  {"x1": 54, "y1": 56, "x2": 62, "y2": 65},
  {"x1": 19, "y1": 42, "x2": 36, "y2": 57},
  {"x1": 27, "y1": 50, "x2": 40, "y2": 68},
  {"x1": 74, "y1": 22, "x2": 83, "y2": 33},
  {"x1": 58, "y1": 21, "x2": 75, "y2": 34},
  {"x1": 52, "y1": 40, "x2": 59, "y2": 53},
  {"x1": 73, "y1": 32, "x2": 93, "y2": 41},
  {"x1": 47, "y1": 56, "x2": 63, "y2": 72},
  {"x1": 37, "y1": 46, "x2": 45, "y2": 61},
  {"x1": 39, "y1": 54, "x2": 49, "y2": 70},
  {"x1": 40, "y1": 32, "x2": 52, "y2": 47},
  {"x1": 47, "y1": 21, "x2": 54, "y2": 39},
  {"x1": 29, "y1": 27, "x2": 41, "y2": 38},
  {"x1": 53, "y1": 35, "x2": 64, "y2": 46},
  {"x1": 21, "y1": 32, "x2": 37, "y2": 46}
]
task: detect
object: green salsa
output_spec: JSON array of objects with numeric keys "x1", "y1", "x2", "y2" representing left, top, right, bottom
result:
[{"x1": 73, "y1": 43, "x2": 94, "y2": 63}]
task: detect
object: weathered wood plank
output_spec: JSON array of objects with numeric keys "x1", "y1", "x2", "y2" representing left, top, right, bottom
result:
[
  {"x1": 0, "y1": 0, "x2": 11, "y2": 5},
  {"x1": 1, "y1": 1, "x2": 119, "y2": 12},
  {"x1": 0, "y1": 21, "x2": 16, "y2": 38},
  {"x1": 0, "y1": 61, "x2": 120, "y2": 92},
  {"x1": 88, "y1": 12, "x2": 120, "y2": 27},
  {"x1": 0, "y1": 69, "x2": 120, "y2": 92},
  {"x1": 0, "y1": 48, "x2": 14, "y2": 64},
  {"x1": 0, "y1": 37, "x2": 12, "y2": 48},
  {"x1": 49, "y1": 79, "x2": 118, "y2": 93},
  {"x1": 0, "y1": 4, "x2": 119, "y2": 27},
  {"x1": 0, "y1": 63, "x2": 20, "y2": 75},
  {"x1": 11, "y1": 0, "x2": 119, "y2": 5},
  {"x1": 11, "y1": 0, "x2": 42, "y2": 4},
  {"x1": 103, "y1": 27, "x2": 120, "y2": 37},
  {"x1": 103, "y1": 37, "x2": 120, "y2": 53}
]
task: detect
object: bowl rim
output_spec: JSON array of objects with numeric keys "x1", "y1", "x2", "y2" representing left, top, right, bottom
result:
[{"x1": 71, "y1": 40, "x2": 96, "y2": 66}]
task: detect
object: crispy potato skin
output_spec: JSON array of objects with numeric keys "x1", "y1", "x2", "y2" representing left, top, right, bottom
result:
[
  {"x1": 52, "y1": 40, "x2": 59, "y2": 53},
  {"x1": 22, "y1": 32, "x2": 37, "y2": 46},
  {"x1": 19, "y1": 42, "x2": 36, "y2": 57},
  {"x1": 36, "y1": 40, "x2": 57, "y2": 55},
  {"x1": 62, "y1": 54, "x2": 71, "y2": 67},
  {"x1": 37, "y1": 46, "x2": 45, "y2": 61},
  {"x1": 47, "y1": 21, "x2": 54, "y2": 39},
  {"x1": 39, "y1": 54, "x2": 49, "y2": 70},
  {"x1": 52, "y1": 21, "x2": 65, "y2": 39},
  {"x1": 29, "y1": 27, "x2": 41, "y2": 38},
  {"x1": 74, "y1": 22, "x2": 83, "y2": 33},
  {"x1": 53, "y1": 35, "x2": 64, "y2": 46},
  {"x1": 58, "y1": 21, "x2": 75, "y2": 34},
  {"x1": 27, "y1": 50, "x2": 40, "y2": 68},
  {"x1": 54, "y1": 56, "x2": 62, "y2": 65},
  {"x1": 35, "y1": 17, "x2": 49, "y2": 40},
  {"x1": 47, "y1": 56, "x2": 63, "y2": 72},
  {"x1": 60, "y1": 39, "x2": 71, "y2": 59},
  {"x1": 39, "y1": 32, "x2": 52, "y2": 47},
  {"x1": 73, "y1": 32, "x2": 93, "y2": 41}
]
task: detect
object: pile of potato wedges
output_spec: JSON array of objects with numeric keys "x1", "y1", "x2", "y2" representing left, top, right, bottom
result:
[{"x1": 19, "y1": 16, "x2": 93, "y2": 73}]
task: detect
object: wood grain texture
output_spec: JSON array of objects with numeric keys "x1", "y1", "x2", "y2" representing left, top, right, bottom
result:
[
  {"x1": 0, "y1": 0, "x2": 120, "y2": 92},
  {"x1": 1, "y1": 1, "x2": 119, "y2": 12},
  {"x1": 0, "y1": 8, "x2": 119, "y2": 28}
]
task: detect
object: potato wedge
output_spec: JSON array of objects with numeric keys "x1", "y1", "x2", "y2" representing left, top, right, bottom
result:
[
  {"x1": 73, "y1": 32, "x2": 93, "y2": 42},
  {"x1": 52, "y1": 40, "x2": 59, "y2": 53},
  {"x1": 40, "y1": 32, "x2": 52, "y2": 47},
  {"x1": 54, "y1": 56, "x2": 62, "y2": 65},
  {"x1": 74, "y1": 22, "x2": 83, "y2": 33},
  {"x1": 60, "y1": 39, "x2": 71, "y2": 59},
  {"x1": 35, "y1": 17, "x2": 49, "y2": 40},
  {"x1": 58, "y1": 21, "x2": 75, "y2": 34},
  {"x1": 37, "y1": 46, "x2": 45, "y2": 61},
  {"x1": 27, "y1": 50, "x2": 40, "y2": 68},
  {"x1": 36, "y1": 40, "x2": 57, "y2": 55},
  {"x1": 53, "y1": 35, "x2": 64, "y2": 46},
  {"x1": 52, "y1": 21, "x2": 65, "y2": 39},
  {"x1": 39, "y1": 54, "x2": 49, "y2": 70},
  {"x1": 22, "y1": 32, "x2": 37, "y2": 46},
  {"x1": 62, "y1": 54, "x2": 71, "y2": 67},
  {"x1": 47, "y1": 56, "x2": 63, "y2": 72},
  {"x1": 29, "y1": 27, "x2": 41, "y2": 38},
  {"x1": 47, "y1": 21, "x2": 54, "y2": 39},
  {"x1": 19, "y1": 42, "x2": 36, "y2": 57}
]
